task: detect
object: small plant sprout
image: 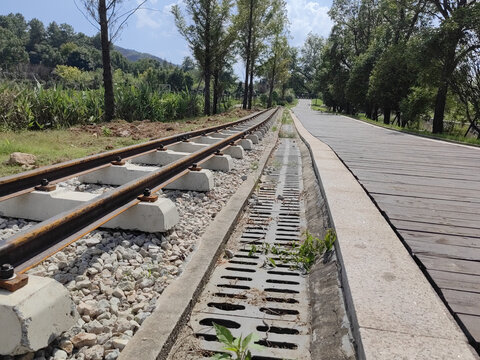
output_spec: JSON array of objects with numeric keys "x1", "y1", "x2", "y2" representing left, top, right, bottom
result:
[
  {"x1": 252, "y1": 229, "x2": 337, "y2": 273},
  {"x1": 211, "y1": 323, "x2": 263, "y2": 360},
  {"x1": 323, "y1": 229, "x2": 337, "y2": 252}
]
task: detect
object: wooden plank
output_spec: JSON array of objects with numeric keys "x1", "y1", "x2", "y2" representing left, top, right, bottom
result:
[
  {"x1": 353, "y1": 171, "x2": 480, "y2": 192},
  {"x1": 362, "y1": 181, "x2": 480, "y2": 203},
  {"x1": 393, "y1": 219, "x2": 480, "y2": 238},
  {"x1": 408, "y1": 240, "x2": 480, "y2": 261},
  {"x1": 442, "y1": 289, "x2": 480, "y2": 317},
  {"x1": 374, "y1": 194, "x2": 480, "y2": 215},
  {"x1": 377, "y1": 203, "x2": 480, "y2": 222},
  {"x1": 428, "y1": 269, "x2": 480, "y2": 294},
  {"x1": 353, "y1": 167, "x2": 480, "y2": 183},
  {"x1": 458, "y1": 314, "x2": 480, "y2": 345},
  {"x1": 399, "y1": 230, "x2": 480, "y2": 249},
  {"x1": 417, "y1": 255, "x2": 480, "y2": 276},
  {"x1": 350, "y1": 164, "x2": 480, "y2": 182},
  {"x1": 298, "y1": 104, "x2": 480, "y2": 348}
]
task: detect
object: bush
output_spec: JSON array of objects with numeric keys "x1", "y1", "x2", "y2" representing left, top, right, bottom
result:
[
  {"x1": 284, "y1": 88, "x2": 296, "y2": 104},
  {"x1": 115, "y1": 84, "x2": 202, "y2": 122},
  {"x1": 0, "y1": 80, "x2": 203, "y2": 131}
]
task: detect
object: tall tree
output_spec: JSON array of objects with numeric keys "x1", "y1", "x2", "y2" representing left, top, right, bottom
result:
[
  {"x1": 297, "y1": 33, "x2": 324, "y2": 96},
  {"x1": 260, "y1": 0, "x2": 289, "y2": 107},
  {"x1": 75, "y1": 0, "x2": 145, "y2": 121},
  {"x1": 211, "y1": 0, "x2": 235, "y2": 114},
  {"x1": 236, "y1": 0, "x2": 275, "y2": 109},
  {"x1": 173, "y1": 0, "x2": 234, "y2": 115},
  {"x1": 236, "y1": 0, "x2": 255, "y2": 109},
  {"x1": 428, "y1": 0, "x2": 480, "y2": 133}
]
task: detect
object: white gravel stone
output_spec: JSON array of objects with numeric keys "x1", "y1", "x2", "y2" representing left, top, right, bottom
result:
[
  {"x1": 17, "y1": 126, "x2": 275, "y2": 359},
  {"x1": 111, "y1": 338, "x2": 129, "y2": 350},
  {"x1": 53, "y1": 349, "x2": 68, "y2": 360}
]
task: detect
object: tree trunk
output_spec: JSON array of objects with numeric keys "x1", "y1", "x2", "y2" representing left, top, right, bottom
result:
[
  {"x1": 432, "y1": 80, "x2": 447, "y2": 134},
  {"x1": 267, "y1": 58, "x2": 276, "y2": 108},
  {"x1": 248, "y1": 50, "x2": 254, "y2": 109},
  {"x1": 365, "y1": 103, "x2": 372, "y2": 119},
  {"x1": 242, "y1": 0, "x2": 254, "y2": 110},
  {"x1": 213, "y1": 70, "x2": 219, "y2": 115},
  {"x1": 433, "y1": 31, "x2": 461, "y2": 134},
  {"x1": 383, "y1": 107, "x2": 391, "y2": 125},
  {"x1": 99, "y1": 0, "x2": 114, "y2": 122},
  {"x1": 203, "y1": 6, "x2": 212, "y2": 116}
]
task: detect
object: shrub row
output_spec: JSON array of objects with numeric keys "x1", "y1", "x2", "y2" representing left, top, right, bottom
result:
[{"x1": 0, "y1": 82, "x2": 203, "y2": 131}]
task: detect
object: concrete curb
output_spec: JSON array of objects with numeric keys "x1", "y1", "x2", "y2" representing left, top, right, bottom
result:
[
  {"x1": 290, "y1": 109, "x2": 478, "y2": 359},
  {"x1": 119, "y1": 110, "x2": 282, "y2": 360}
]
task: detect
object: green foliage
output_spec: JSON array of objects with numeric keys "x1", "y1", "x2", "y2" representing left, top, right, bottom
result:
[
  {"x1": 211, "y1": 323, "x2": 262, "y2": 360},
  {"x1": 248, "y1": 229, "x2": 337, "y2": 273},
  {"x1": 0, "y1": 27, "x2": 29, "y2": 69},
  {"x1": 0, "y1": 80, "x2": 203, "y2": 130},
  {"x1": 115, "y1": 84, "x2": 201, "y2": 123}
]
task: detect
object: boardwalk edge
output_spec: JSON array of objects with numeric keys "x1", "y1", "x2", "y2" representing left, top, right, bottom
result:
[{"x1": 290, "y1": 109, "x2": 478, "y2": 359}]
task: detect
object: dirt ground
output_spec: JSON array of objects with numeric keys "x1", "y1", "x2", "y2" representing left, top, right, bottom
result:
[
  {"x1": 0, "y1": 108, "x2": 260, "y2": 177},
  {"x1": 71, "y1": 108, "x2": 258, "y2": 141}
]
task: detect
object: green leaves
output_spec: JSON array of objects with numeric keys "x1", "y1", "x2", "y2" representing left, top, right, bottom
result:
[
  {"x1": 214, "y1": 323, "x2": 234, "y2": 345},
  {"x1": 251, "y1": 229, "x2": 337, "y2": 273},
  {"x1": 212, "y1": 323, "x2": 263, "y2": 360}
]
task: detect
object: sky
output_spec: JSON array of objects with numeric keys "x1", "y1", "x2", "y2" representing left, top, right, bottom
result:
[{"x1": 0, "y1": 0, "x2": 333, "y2": 76}]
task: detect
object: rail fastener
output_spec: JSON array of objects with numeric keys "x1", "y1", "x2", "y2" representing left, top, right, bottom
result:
[{"x1": 0, "y1": 264, "x2": 28, "y2": 292}]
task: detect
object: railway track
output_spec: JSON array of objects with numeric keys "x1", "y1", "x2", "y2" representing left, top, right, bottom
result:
[
  {"x1": 0, "y1": 107, "x2": 278, "y2": 274},
  {"x1": 0, "y1": 107, "x2": 356, "y2": 360}
]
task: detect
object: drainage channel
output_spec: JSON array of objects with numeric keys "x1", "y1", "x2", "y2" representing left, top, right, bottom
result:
[{"x1": 173, "y1": 138, "x2": 310, "y2": 360}]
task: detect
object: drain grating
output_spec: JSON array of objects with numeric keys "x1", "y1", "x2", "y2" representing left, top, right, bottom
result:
[{"x1": 190, "y1": 139, "x2": 310, "y2": 360}]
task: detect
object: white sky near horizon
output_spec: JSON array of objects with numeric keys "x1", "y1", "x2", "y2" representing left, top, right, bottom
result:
[{"x1": 0, "y1": 0, "x2": 334, "y2": 78}]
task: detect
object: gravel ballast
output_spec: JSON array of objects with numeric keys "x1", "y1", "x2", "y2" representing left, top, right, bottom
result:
[{"x1": 0, "y1": 129, "x2": 275, "y2": 360}]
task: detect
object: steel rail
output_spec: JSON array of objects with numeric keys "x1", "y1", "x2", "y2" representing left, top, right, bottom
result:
[
  {"x1": 0, "y1": 108, "x2": 279, "y2": 272},
  {"x1": 0, "y1": 109, "x2": 270, "y2": 202}
]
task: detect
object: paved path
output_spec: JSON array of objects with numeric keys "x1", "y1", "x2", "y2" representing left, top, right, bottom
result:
[{"x1": 293, "y1": 99, "x2": 480, "y2": 350}]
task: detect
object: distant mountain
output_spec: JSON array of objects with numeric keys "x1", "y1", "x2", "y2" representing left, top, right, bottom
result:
[{"x1": 114, "y1": 45, "x2": 177, "y2": 67}]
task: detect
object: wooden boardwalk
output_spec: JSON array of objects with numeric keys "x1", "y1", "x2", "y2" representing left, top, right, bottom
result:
[{"x1": 294, "y1": 100, "x2": 480, "y2": 350}]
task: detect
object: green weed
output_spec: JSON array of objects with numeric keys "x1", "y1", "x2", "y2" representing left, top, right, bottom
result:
[
  {"x1": 211, "y1": 323, "x2": 263, "y2": 360},
  {"x1": 279, "y1": 130, "x2": 295, "y2": 138},
  {"x1": 248, "y1": 229, "x2": 337, "y2": 273},
  {"x1": 281, "y1": 112, "x2": 293, "y2": 124}
]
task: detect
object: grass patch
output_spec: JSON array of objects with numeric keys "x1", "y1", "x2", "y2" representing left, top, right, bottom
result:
[
  {"x1": 311, "y1": 98, "x2": 331, "y2": 112},
  {"x1": 284, "y1": 98, "x2": 299, "y2": 109},
  {"x1": 0, "y1": 131, "x2": 143, "y2": 176},
  {"x1": 281, "y1": 112, "x2": 293, "y2": 124},
  {"x1": 0, "y1": 107, "x2": 252, "y2": 177}
]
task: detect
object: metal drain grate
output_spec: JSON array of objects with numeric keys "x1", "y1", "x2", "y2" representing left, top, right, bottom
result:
[{"x1": 190, "y1": 139, "x2": 310, "y2": 360}]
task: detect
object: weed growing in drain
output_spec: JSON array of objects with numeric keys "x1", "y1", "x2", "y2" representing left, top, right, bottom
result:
[
  {"x1": 271, "y1": 125, "x2": 278, "y2": 132},
  {"x1": 248, "y1": 229, "x2": 337, "y2": 272},
  {"x1": 279, "y1": 130, "x2": 295, "y2": 138},
  {"x1": 250, "y1": 161, "x2": 259, "y2": 170},
  {"x1": 211, "y1": 323, "x2": 263, "y2": 360},
  {"x1": 281, "y1": 112, "x2": 293, "y2": 124}
]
